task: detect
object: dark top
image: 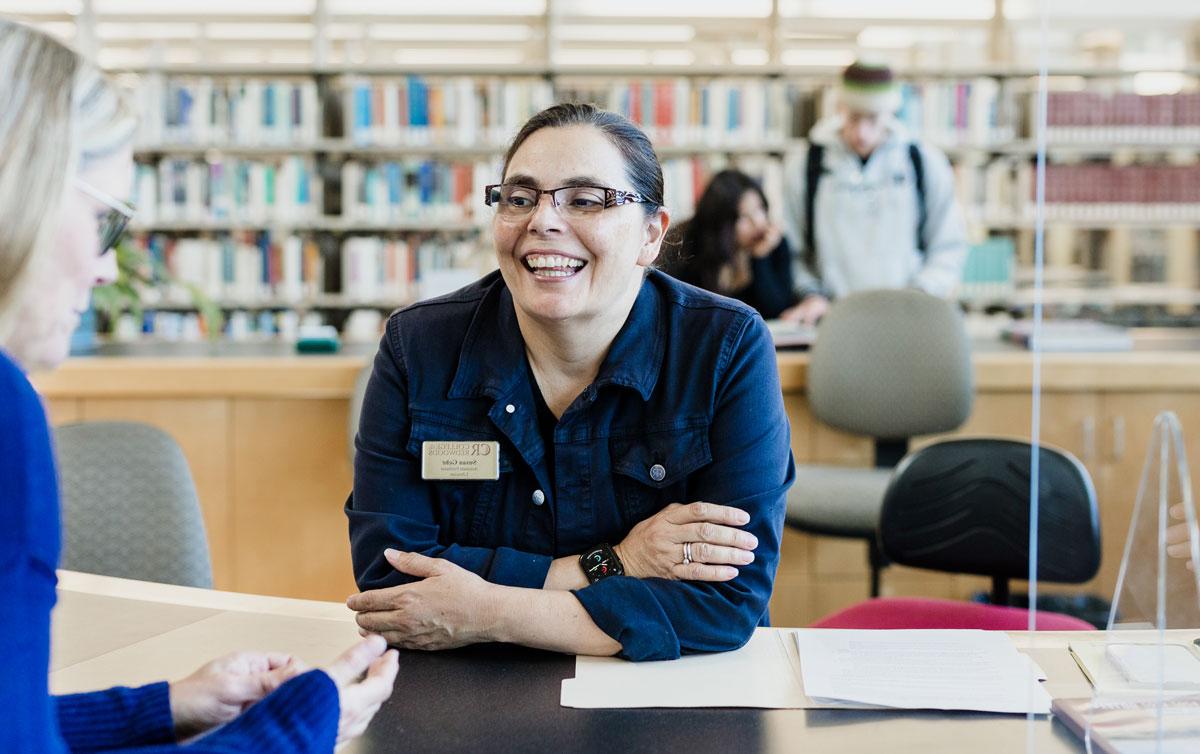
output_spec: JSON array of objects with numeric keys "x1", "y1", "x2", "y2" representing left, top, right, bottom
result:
[
  {"x1": 347, "y1": 269, "x2": 795, "y2": 661},
  {"x1": 664, "y1": 233, "x2": 800, "y2": 320},
  {"x1": 0, "y1": 348, "x2": 340, "y2": 753}
]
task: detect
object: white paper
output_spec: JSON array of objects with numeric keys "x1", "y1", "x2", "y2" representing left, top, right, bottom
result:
[
  {"x1": 794, "y1": 629, "x2": 1051, "y2": 714},
  {"x1": 561, "y1": 628, "x2": 807, "y2": 709}
]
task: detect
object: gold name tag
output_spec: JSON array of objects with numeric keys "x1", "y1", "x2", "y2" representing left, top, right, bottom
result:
[{"x1": 421, "y1": 441, "x2": 501, "y2": 481}]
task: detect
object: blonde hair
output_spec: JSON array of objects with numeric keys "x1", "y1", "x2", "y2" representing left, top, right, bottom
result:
[{"x1": 0, "y1": 19, "x2": 136, "y2": 346}]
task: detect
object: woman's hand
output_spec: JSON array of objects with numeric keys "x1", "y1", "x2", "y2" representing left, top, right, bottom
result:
[
  {"x1": 779, "y1": 294, "x2": 829, "y2": 325},
  {"x1": 323, "y1": 635, "x2": 400, "y2": 745},
  {"x1": 747, "y1": 223, "x2": 783, "y2": 259},
  {"x1": 1167, "y1": 503, "x2": 1197, "y2": 571},
  {"x1": 347, "y1": 550, "x2": 499, "y2": 650},
  {"x1": 615, "y1": 501, "x2": 758, "y2": 582},
  {"x1": 169, "y1": 651, "x2": 303, "y2": 739}
]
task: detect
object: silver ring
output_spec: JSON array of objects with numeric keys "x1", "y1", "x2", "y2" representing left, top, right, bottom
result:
[{"x1": 682, "y1": 541, "x2": 693, "y2": 565}]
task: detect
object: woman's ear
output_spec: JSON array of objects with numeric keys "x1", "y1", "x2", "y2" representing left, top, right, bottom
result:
[{"x1": 637, "y1": 207, "x2": 670, "y2": 267}]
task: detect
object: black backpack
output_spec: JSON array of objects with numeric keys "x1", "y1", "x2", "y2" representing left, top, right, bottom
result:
[{"x1": 803, "y1": 141, "x2": 928, "y2": 271}]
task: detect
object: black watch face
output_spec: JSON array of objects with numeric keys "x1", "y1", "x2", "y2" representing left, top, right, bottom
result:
[{"x1": 584, "y1": 550, "x2": 615, "y2": 580}]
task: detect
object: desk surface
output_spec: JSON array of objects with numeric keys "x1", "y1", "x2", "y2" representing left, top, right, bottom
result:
[{"x1": 48, "y1": 571, "x2": 1128, "y2": 754}]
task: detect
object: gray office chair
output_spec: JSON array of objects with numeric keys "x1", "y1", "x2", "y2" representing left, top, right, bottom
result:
[
  {"x1": 348, "y1": 362, "x2": 373, "y2": 464},
  {"x1": 786, "y1": 288, "x2": 974, "y2": 596},
  {"x1": 55, "y1": 421, "x2": 213, "y2": 588}
]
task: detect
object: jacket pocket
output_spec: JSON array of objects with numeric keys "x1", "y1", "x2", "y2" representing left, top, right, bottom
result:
[
  {"x1": 406, "y1": 414, "x2": 510, "y2": 545},
  {"x1": 610, "y1": 423, "x2": 712, "y2": 525}
]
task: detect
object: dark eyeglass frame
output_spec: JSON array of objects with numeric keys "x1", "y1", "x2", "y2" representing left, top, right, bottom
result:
[
  {"x1": 74, "y1": 177, "x2": 136, "y2": 256},
  {"x1": 483, "y1": 183, "x2": 650, "y2": 217}
]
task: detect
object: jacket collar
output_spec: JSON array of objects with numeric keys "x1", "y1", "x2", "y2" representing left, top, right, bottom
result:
[{"x1": 448, "y1": 271, "x2": 664, "y2": 403}]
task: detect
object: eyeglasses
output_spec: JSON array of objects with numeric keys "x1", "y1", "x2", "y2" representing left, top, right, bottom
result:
[
  {"x1": 484, "y1": 183, "x2": 650, "y2": 219},
  {"x1": 74, "y1": 177, "x2": 136, "y2": 256}
]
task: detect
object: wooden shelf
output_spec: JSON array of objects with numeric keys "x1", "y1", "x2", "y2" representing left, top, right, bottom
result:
[
  {"x1": 139, "y1": 296, "x2": 413, "y2": 310},
  {"x1": 130, "y1": 219, "x2": 483, "y2": 233},
  {"x1": 943, "y1": 139, "x2": 1200, "y2": 157},
  {"x1": 969, "y1": 212, "x2": 1200, "y2": 230}
]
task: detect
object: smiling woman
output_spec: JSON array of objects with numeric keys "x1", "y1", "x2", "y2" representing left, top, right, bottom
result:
[{"x1": 346, "y1": 103, "x2": 795, "y2": 662}]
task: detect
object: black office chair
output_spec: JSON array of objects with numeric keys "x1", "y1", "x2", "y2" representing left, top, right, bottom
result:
[
  {"x1": 882, "y1": 437, "x2": 1102, "y2": 604},
  {"x1": 812, "y1": 438, "x2": 1102, "y2": 630},
  {"x1": 785, "y1": 288, "x2": 974, "y2": 596}
]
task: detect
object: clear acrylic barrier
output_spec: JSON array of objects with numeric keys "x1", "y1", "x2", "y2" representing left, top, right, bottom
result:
[
  {"x1": 1022, "y1": 4, "x2": 1200, "y2": 749},
  {"x1": 1062, "y1": 412, "x2": 1200, "y2": 753}
]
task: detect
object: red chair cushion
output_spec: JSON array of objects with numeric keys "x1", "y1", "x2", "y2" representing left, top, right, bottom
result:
[{"x1": 811, "y1": 597, "x2": 1095, "y2": 631}]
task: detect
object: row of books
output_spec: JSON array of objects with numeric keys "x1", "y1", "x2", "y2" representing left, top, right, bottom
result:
[
  {"x1": 1040, "y1": 91, "x2": 1200, "y2": 141},
  {"x1": 129, "y1": 153, "x2": 792, "y2": 229},
  {"x1": 1034, "y1": 164, "x2": 1200, "y2": 205},
  {"x1": 954, "y1": 158, "x2": 1200, "y2": 222},
  {"x1": 128, "y1": 74, "x2": 1200, "y2": 154},
  {"x1": 341, "y1": 158, "x2": 500, "y2": 223},
  {"x1": 108, "y1": 309, "x2": 351, "y2": 343},
  {"x1": 343, "y1": 76, "x2": 554, "y2": 147},
  {"x1": 134, "y1": 232, "x2": 486, "y2": 306},
  {"x1": 134, "y1": 76, "x2": 321, "y2": 146},
  {"x1": 897, "y1": 79, "x2": 1017, "y2": 146},
  {"x1": 133, "y1": 157, "x2": 322, "y2": 225},
  {"x1": 556, "y1": 78, "x2": 793, "y2": 147},
  {"x1": 129, "y1": 152, "x2": 1200, "y2": 233}
]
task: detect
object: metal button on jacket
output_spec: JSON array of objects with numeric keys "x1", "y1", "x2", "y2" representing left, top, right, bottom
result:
[
  {"x1": 649, "y1": 464, "x2": 666, "y2": 482},
  {"x1": 531, "y1": 489, "x2": 545, "y2": 506}
]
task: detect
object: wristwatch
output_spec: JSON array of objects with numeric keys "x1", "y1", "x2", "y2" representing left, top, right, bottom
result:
[{"x1": 579, "y1": 543, "x2": 624, "y2": 584}]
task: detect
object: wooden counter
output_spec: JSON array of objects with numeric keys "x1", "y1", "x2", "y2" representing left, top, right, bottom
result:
[
  {"x1": 33, "y1": 348, "x2": 1200, "y2": 399},
  {"x1": 31, "y1": 347, "x2": 1200, "y2": 627}
]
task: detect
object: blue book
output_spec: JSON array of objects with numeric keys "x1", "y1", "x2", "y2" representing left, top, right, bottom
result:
[
  {"x1": 257, "y1": 231, "x2": 271, "y2": 286},
  {"x1": 148, "y1": 234, "x2": 166, "y2": 284},
  {"x1": 363, "y1": 166, "x2": 377, "y2": 207},
  {"x1": 294, "y1": 160, "x2": 309, "y2": 206},
  {"x1": 727, "y1": 88, "x2": 740, "y2": 131},
  {"x1": 220, "y1": 236, "x2": 235, "y2": 287},
  {"x1": 409, "y1": 76, "x2": 429, "y2": 127},
  {"x1": 170, "y1": 160, "x2": 187, "y2": 205},
  {"x1": 385, "y1": 162, "x2": 402, "y2": 206},
  {"x1": 353, "y1": 84, "x2": 371, "y2": 142},
  {"x1": 418, "y1": 161, "x2": 435, "y2": 205},
  {"x1": 700, "y1": 88, "x2": 709, "y2": 129},
  {"x1": 177, "y1": 87, "x2": 194, "y2": 130},
  {"x1": 263, "y1": 83, "x2": 275, "y2": 128},
  {"x1": 234, "y1": 162, "x2": 248, "y2": 209},
  {"x1": 641, "y1": 83, "x2": 653, "y2": 126}
]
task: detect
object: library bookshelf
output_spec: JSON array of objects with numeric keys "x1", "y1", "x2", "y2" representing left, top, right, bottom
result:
[{"x1": 109, "y1": 63, "x2": 1198, "y2": 341}]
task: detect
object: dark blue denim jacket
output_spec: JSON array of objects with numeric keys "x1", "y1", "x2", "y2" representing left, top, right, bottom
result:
[{"x1": 346, "y1": 269, "x2": 794, "y2": 661}]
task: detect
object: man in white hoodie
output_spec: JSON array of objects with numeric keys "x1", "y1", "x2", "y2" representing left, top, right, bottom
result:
[{"x1": 780, "y1": 62, "x2": 968, "y2": 324}]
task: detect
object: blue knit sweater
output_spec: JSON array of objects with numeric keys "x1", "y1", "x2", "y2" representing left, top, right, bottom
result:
[{"x1": 0, "y1": 348, "x2": 340, "y2": 752}]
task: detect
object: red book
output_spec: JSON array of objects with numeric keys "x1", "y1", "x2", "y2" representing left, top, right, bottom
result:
[
  {"x1": 372, "y1": 81, "x2": 384, "y2": 130},
  {"x1": 628, "y1": 82, "x2": 642, "y2": 125},
  {"x1": 1147, "y1": 95, "x2": 1174, "y2": 127},
  {"x1": 655, "y1": 81, "x2": 673, "y2": 131}
]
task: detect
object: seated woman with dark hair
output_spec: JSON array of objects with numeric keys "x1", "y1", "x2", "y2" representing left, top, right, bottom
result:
[
  {"x1": 345, "y1": 105, "x2": 793, "y2": 663},
  {"x1": 663, "y1": 169, "x2": 799, "y2": 320}
]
